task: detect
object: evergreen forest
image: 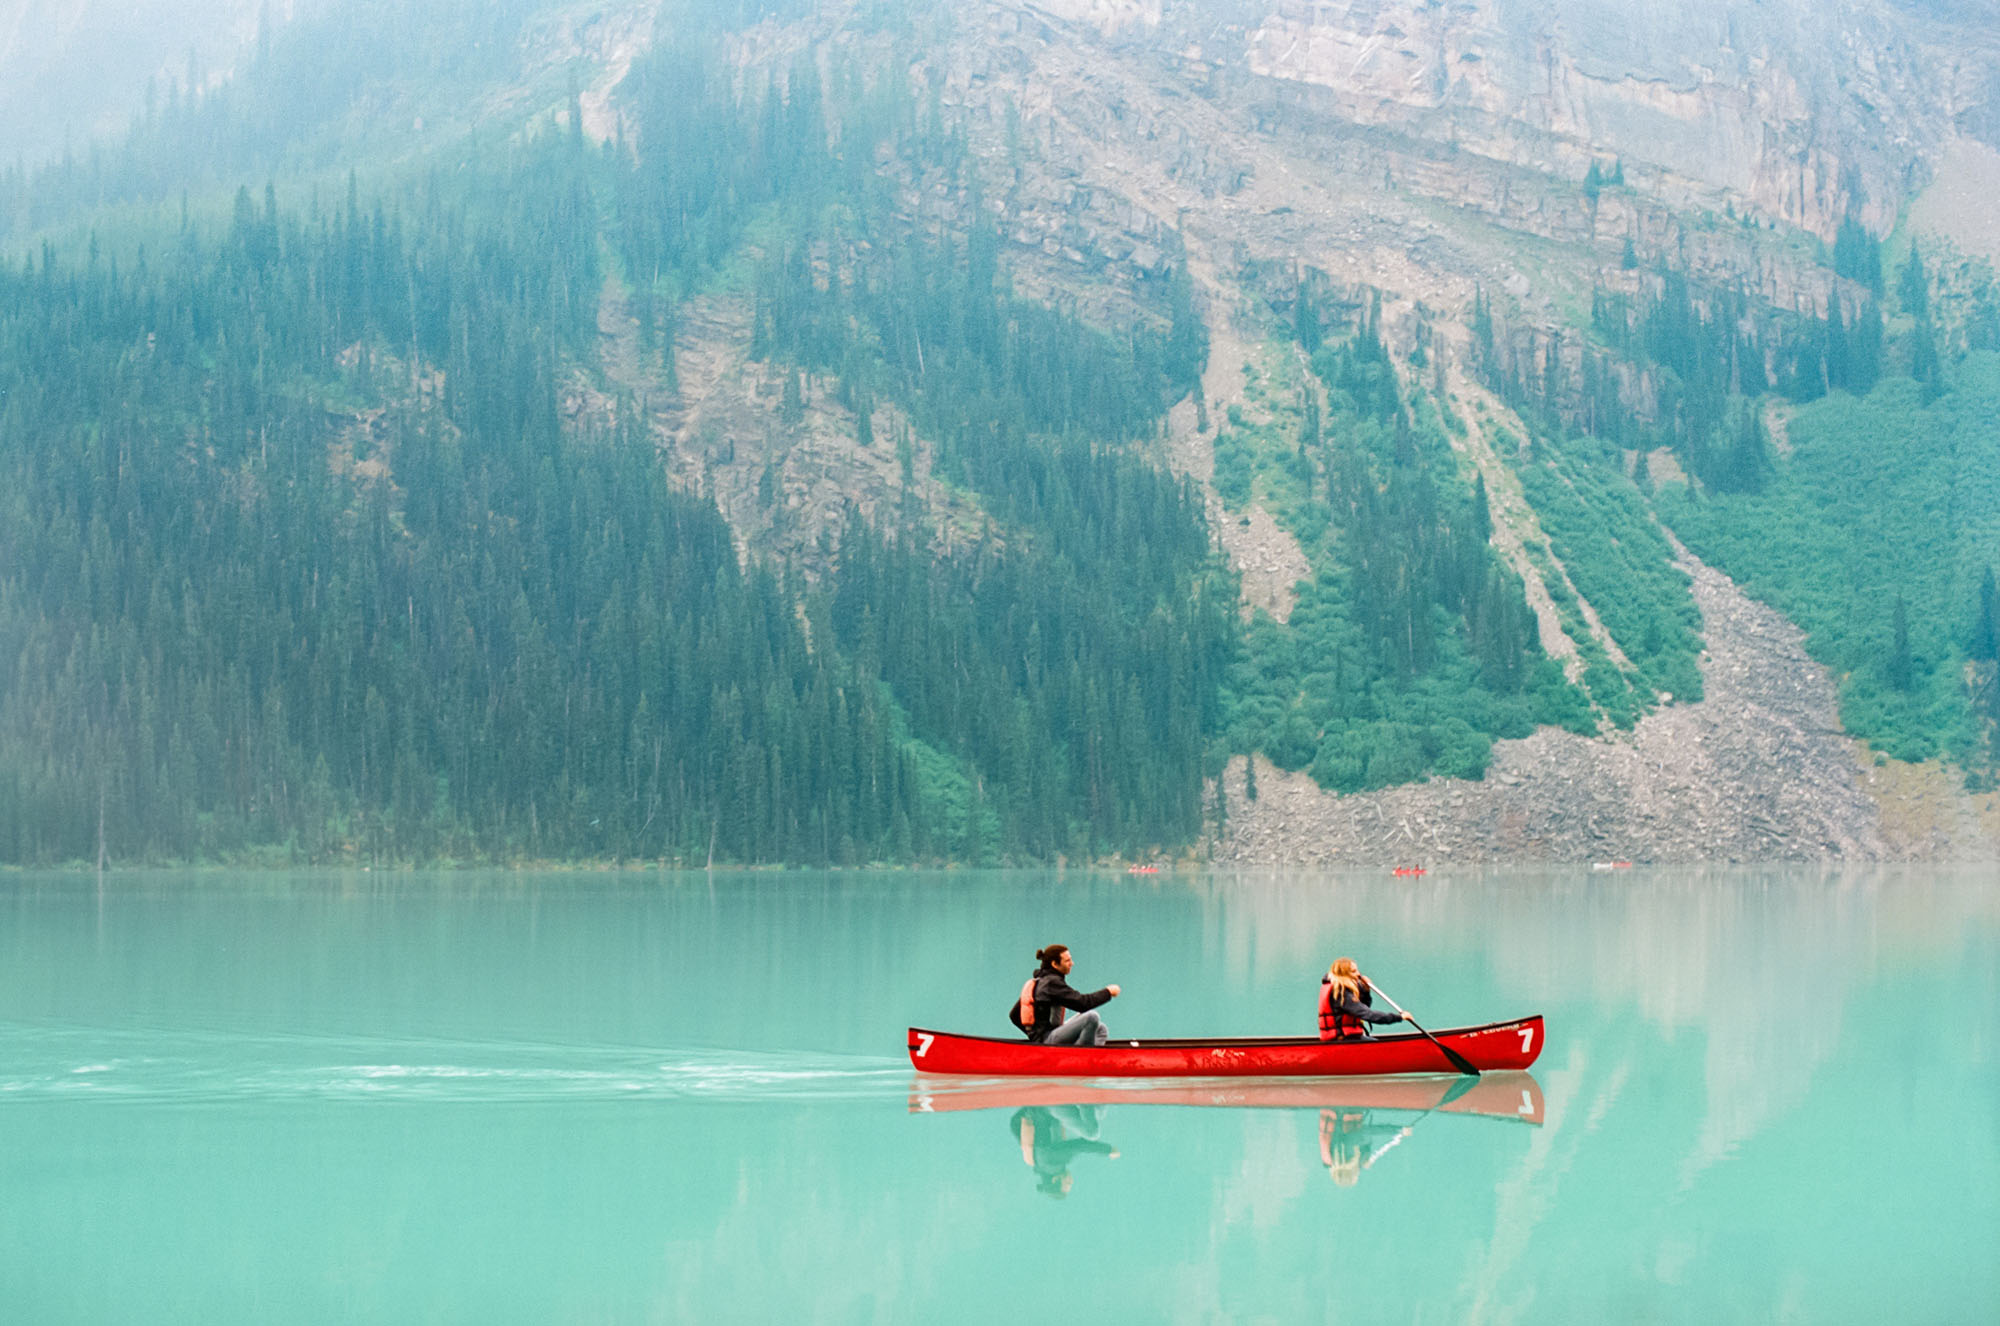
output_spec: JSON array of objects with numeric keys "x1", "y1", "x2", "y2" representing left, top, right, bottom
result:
[
  {"x1": 4, "y1": 0, "x2": 1997, "y2": 867},
  {"x1": 1481, "y1": 225, "x2": 2000, "y2": 781},
  {"x1": 0, "y1": 2, "x2": 1235, "y2": 865}
]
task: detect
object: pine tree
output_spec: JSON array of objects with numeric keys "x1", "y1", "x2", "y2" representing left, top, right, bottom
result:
[
  {"x1": 1897, "y1": 244, "x2": 1929, "y2": 319},
  {"x1": 1973, "y1": 566, "x2": 1999, "y2": 663},
  {"x1": 854, "y1": 387, "x2": 873, "y2": 445},
  {"x1": 1889, "y1": 595, "x2": 1914, "y2": 691},
  {"x1": 1851, "y1": 299, "x2": 1883, "y2": 394},
  {"x1": 1165, "y1": 262, "x2": 1206, "y2": 390},
  {"x1": 1833, "y1": 215, "x2": 1882, "y2": 294},
  {"x1": 1911, "y1": 317, "x2": 1941, "y2": 400},
  {"x1": 1824, "y1": 298, "x2": 1850, "y2": 392},
  {"x1": 780, "y1": 369, "x2": 805, "y2": 424},
  {"x1": 1295, "y1": 278, "x2": 1321, "y2": 353}
]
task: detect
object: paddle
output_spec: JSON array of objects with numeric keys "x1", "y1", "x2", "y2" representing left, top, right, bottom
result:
[
  {"x1": 1366, "y1": 980, "x2": 1480, "y2": 1076},
  {"x1": 1361, "y1": 1073, "x2": 1481, "y2": 1172}
]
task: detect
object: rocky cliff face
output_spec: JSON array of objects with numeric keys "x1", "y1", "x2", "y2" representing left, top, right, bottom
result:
[
  {"x1": 589, "y1": 0, "x2": 2000, "y2": 861},
  {"x1": 840, "y1": 0, "x2": 1999, "y2": 357},
  {"x1": 1036, "y1": 0, "x2": 1165, "y2": 36},
  {"x1": 1242, "y1": 0, "x2": 1948, "y2": 237},
  {"x1": 1029, "y1": 0, "x2": 2000, "y2": 239}
]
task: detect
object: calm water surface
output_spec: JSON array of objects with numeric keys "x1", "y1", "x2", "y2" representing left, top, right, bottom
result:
[{"x1": 2, "y1": 867, "x2": 1994, "y2": 1323}]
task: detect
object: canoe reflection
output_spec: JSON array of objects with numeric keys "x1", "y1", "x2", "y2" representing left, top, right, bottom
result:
[
  {"x1": 916, "y1": 1073, "x2": 1543, "y2": 1194},
  {"x1": 911, "y1": 1071, "x2": 1544, "y2": 1123}
]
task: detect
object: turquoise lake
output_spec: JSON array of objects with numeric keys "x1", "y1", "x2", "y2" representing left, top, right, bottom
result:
[{"x1": 3, "y1": 867, "x2": 1994, "y2": 1323}]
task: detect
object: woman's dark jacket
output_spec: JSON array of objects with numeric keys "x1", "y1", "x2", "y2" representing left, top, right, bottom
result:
[
  {"x1": 1008, "y1": 968, "x2": 1114, "y2": 1042},
  {"x1": 1321, "y1": 976, "x2": 1403, "y2": 1030}
]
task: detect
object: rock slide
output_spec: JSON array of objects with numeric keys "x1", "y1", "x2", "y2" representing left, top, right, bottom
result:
[{"x1": 1214, "y1": 544, "x2": 1891, "y2": 864}]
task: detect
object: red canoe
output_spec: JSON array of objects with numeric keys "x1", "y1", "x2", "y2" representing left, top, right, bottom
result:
[
  {"x1": 909, "y1": 1071, "x2": 1544, "y2": 1123},
  {"x1": 906, "y1": 1015, "x2": 1543, "y2": 1077}
]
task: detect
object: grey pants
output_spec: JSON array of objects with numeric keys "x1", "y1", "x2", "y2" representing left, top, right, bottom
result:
[{"x1": 1045, "y1": 1009, "x2": 1108, "y2": 1046}]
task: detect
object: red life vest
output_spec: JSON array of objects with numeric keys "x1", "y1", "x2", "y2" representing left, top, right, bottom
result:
[{"x1": 1318, "y1": 979, "x2": 1371, "y2": 1041}]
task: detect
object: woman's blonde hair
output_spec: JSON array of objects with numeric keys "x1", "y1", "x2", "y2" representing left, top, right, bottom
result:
[{"x1": 1325, "y1": 957, "x2": 1363, "y2": 1002}]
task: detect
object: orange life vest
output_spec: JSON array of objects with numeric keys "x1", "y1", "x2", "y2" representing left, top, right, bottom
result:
[
  {"x1": 1318, "y1": 979, "x2": 1371, "y2": 1042},
  {"x1": 1019, "y1": 975, "x2": 1067, "y2": 1034}
]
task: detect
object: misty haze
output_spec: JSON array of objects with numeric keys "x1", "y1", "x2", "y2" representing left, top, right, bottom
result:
[{"x1": 1, "y1": 2, "x2": 1995, "y2": 1321}]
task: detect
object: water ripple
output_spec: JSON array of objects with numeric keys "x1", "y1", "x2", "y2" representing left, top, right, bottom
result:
[{"x1": 0, "y1": 1023, "x2": 906, "y2": 1105}]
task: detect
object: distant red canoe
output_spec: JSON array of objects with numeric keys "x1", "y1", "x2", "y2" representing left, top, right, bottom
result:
[
  {"x1": 909, "y1": 1071, "x2": 1544, "y2": 1123},
  {"x1": 905, "y1": 1016, "x2": 1543, "y2": 1077}
]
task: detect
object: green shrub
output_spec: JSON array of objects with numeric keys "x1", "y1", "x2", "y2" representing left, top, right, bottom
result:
[{"x1": 1662, "y1": 356, "x2": 2000, "y2": 769}]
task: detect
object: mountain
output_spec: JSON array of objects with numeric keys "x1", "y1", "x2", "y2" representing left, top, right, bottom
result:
[
  {"x1": 2, "y1": 0, "x2": 1996, "y2": 866},
  {"x1": 0, "y1": 0, "x2": 272, "y2": 165}
]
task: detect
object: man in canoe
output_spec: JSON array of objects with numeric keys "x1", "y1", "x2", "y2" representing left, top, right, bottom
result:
[
  {"x1": 1009, "y1": 943, "x2": 1120, "y2": 1046},
  {"x1": 1318, "y1": 957, "x2": 1413, "y2": 1041}
]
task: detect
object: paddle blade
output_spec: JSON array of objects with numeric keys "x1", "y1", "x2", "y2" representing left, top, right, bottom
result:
[{"x1": 1413, "y1": 1021, "x2": 1480, "y2": 1076}]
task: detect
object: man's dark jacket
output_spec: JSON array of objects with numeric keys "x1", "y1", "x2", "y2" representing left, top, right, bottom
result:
[{"x1": 1008, "y1": 968, "x2": 1114, "y2": 1042}]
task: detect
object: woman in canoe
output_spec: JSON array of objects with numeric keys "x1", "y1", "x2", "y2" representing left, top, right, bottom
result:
[
  {"x1": 1008, "y1": 944, "x2": 1120, "y2": 1046},
  {"x1": 1318, "y1": 957, "x2": 1412, "y2": 1041}
]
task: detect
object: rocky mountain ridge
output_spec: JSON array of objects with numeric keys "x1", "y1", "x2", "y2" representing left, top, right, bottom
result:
[
  {"x1": 578, "y1": 0, "x2": 1999, "y2": 861},
  {"x1": 9, "y1": 1, "x2": 1995, "y2": 867},
  {"x1": 0, "y1": 0, "x2": 277, "y2": 163},
  {"x1": 1044, "y1": 0, "x2": 2000, "y2": 238}
]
